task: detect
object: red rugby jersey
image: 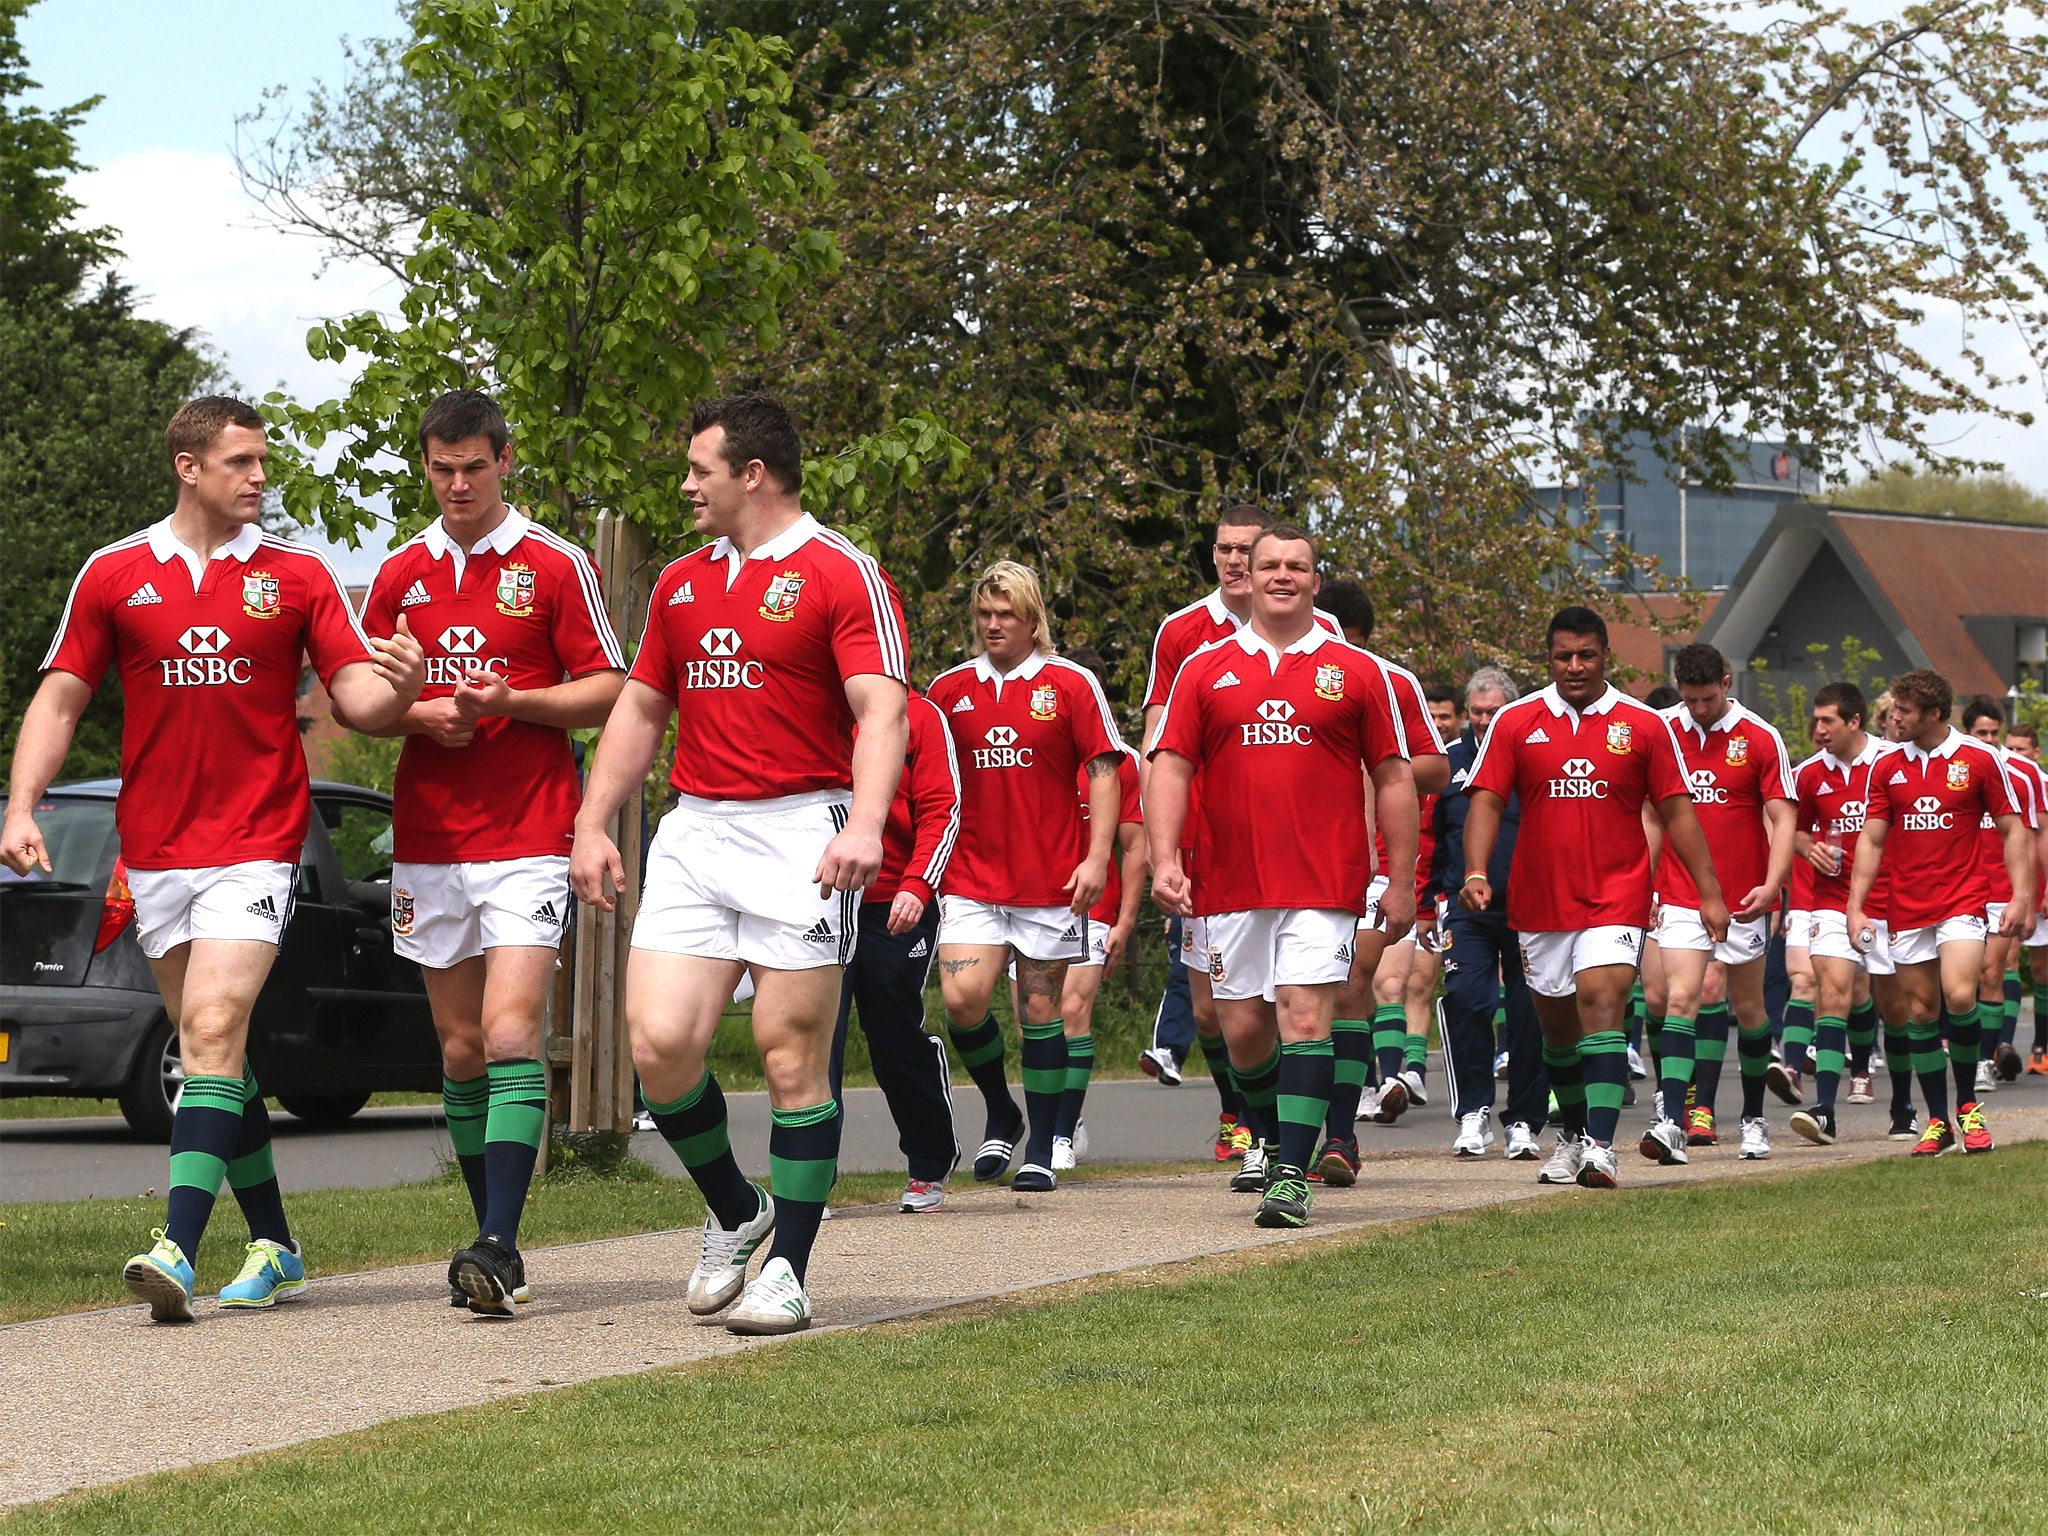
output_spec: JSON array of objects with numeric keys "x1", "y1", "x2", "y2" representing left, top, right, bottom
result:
[
  {"x1": 629, "y1": 514, "x2": 909, "y2": 802},
  {"x1": 1466, "y1": 684, "x2": 1691, "y2": 932},
  {"x1": 1977, "y1": 746, "x2": 2041, "y2": 904},
  {"x1": 1371, "y1": 658, "x2": 1442, "y2": 873},
  {"x1": 1655, "y1": 700, "x2": 1794, "y2": 909},
  {"x1": 868, "y1": 691, "x2": 962, "y2": 909},
  {"x1": 1150, "y1": 627, "x2": 1402, "y2": 916},
  {"x1": 1869, "y1": 729, "x2": 2020, "y2": 929},
  {"x1": 1791, "y1": 738, "x2": 1899, "y2": 919},
  {"x1": 42, "y1": 520, "x2": 373, "y2": 869},
  {"x1": 1082, "y1": 747, "x2": 1143, "y2": 927},
  {"x1": 362, "y1": 510, "x2": 624, "y2": 863},
  {"x1": 926, "y1": 651, "x2": 1126, "y2": 908}
]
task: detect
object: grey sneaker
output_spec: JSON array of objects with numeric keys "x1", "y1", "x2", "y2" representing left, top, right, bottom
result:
[{"x1": 1536, "y1": 1134, "x2": 1584, "y2": 1185}]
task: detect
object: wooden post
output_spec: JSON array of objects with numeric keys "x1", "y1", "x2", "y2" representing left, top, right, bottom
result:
[{"x1": 557, "y1": 511, "x2": 654, "y2": 1135}]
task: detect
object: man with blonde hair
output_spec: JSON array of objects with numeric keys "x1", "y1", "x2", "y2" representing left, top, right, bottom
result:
[{"x1": 926, "y1": 560, "x2": 1126, "y2": 1191}]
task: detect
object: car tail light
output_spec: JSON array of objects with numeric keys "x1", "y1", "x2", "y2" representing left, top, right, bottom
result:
[{"x1": 94, "y1": 858, "x2": 135, "y2": 953}]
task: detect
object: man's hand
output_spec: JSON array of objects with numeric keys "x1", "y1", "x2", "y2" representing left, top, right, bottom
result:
[
  {"x1": 413, "y1": 696, "x2": 477, "y2": 749},
  {"x1": 1152, "y1": 859, "x2": 1193, "y2": 917},
  {"x1": 815, "y1": 824, "x2": 883, "y2": 897},
  {"x1": 886, "y1": 890, "x2": 926, "y2": 935},
  {"x1": 1732, "y1": 882, "x2": 1779, "y2": 924},
  {"x1": 1803, "y1": 841, "x2": 1843, "y2": 877},
  {"x1": 1064, "y1": 852, "x2": 1110, "y2": 915},
  {"x1": 1457, "y1": 873, "x2": 1492, "y2": 914},
  {"x1": 571, "y1": 825, "x2": 626, "y2": 912},
  {"x1": 453, "y1": 666, "x2": 513, "y2": 720},
  {"x1": 1378, "y1": 882, "x2": 1417, "y2": 946},
  {"x1": 1999, "y1": 901, "x2": 2033, "y2": 941},
  {"x1": 1, "y1": 808, "x2": 50, "y2": 877},
  {"x1": 371, "y1": 612, "x2": 425, "y2": 697},
  {"x1": 1103, "y1": 919, "x2": 1135, "y2": 972},
  {"x1": 1699, "y1": 890, "x2": 1732, "y2": 944}
]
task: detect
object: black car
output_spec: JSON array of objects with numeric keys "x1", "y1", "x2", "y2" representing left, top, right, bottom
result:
[{"x1": 0, "y1": 780, "x2": 440, "y2": 1139}]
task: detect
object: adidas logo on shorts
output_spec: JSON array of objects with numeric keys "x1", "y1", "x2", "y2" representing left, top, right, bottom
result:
[
  {"x1": 951, "y1": 695, "x2": 974, "y2": 712},
  {"x1": 399, "y1": 580, "x2": 432, "y2": 608},
  {"x1": 126, "y1": 582, "x2": 163, "y2": 607},
  {"x1": 802, "y1": 919, "x2": 834, "y2": 944},
  {"x1": 908, "y1": 937, "x2": 929, "y2": 958},
  {"x1": 1526, "y1": 727, "x2": 1549, "y2": 743},
  {"x1": 245, "y1": 895, "x2": 280, "y2": 921},
  {"x1": 1337, "y1": 941, "x2": 1353, "y2": 964},
  {"x1": 1212, "y1": 669, "x2": 1240, "y2": 689},
  {"x1": 1060, "y1": 924, "x2": 1079, "y2": 942},
  {"x1": 531, "y1": 900, "x2": 560, "y2": 925}
]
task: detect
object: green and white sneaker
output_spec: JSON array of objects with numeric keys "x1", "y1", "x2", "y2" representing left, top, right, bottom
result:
[
  {"x1": 724, "y1": 1256, "x2": 812, "y2": 1335},
  {"x1": 687, "y1": 1183, "x2": 774, "y2": 1316},
  {"x1": 1254, "y1": 1167, "x2": 1313, "y2": 1229},
  {"x1": 122, "y1": 1230, "x2": 196, "y2": 1323},
  {"x1": 219, "y1": 1239, "x2": 307, "y2": 1308}
]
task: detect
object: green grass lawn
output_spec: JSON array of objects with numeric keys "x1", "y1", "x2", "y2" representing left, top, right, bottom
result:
[{"x1": 13, "y1": 1149, "x2": 2048, "y2": 1534}]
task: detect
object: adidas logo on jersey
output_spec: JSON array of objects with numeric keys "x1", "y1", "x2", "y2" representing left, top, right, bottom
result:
[
  {"x1": 399, "y1": 580, "x2": 432, "y2": 608},
  {"x1": 245, "y1": 896, "x2": 280, "y2": 921},
  {"x1": 951, "y1": 695, "x2": 974, "y2": 712},
  {"x1": 908, "y1": 937, "x2": 929, "y2": 958},
  {"x1": 126, "y1": 582, "x2": 163, "y2": 607},
  {"x1": 530, "y1": 900, "x2": 560, "y2": 925},
  {"x1": 802, "y1": 919, "x2": 834, "y2": 944},
  {"x1": 668, "y1": 580, "x2": 696, "y2": 606},
  {"x1": 1526, "y1": 726, "x2": 1550, "y2": 743},
  {"x1": 1212, "y1": 670, "x2": 1241, "y2": 689}
]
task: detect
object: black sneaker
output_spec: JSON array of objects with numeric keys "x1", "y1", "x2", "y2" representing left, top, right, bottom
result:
[
  {"x1": 1788, "y1": 1106, "x2": 1836, "y2": 1145},
  {"x1": 1887, "y1": 1104, "x2": 1918, "y2": 1141},
  {"x1": 450, "y1": 1233, "x2": 520, "y2": 1318},
  {"x1": 1254, "y1": 1166, "x2": 1312, "y2": 1229},
  {"x1": 1996, "y1": 1041, "x2": 2023, "y2": 1081}
]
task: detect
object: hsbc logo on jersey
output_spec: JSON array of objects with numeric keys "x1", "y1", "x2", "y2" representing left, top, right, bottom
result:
[
  {"x1": 1242, "y1": 698, "x2": 1312, "y2": 745},
  {"x1": 440, "y1": 626, "x2": 486, "y2": 655},
  {"x1": 1827, "y1": 799, "x2": 1866, "y2": 837},
  {"x1": 161, "y1": 626, "x2": 251, "y2": 686},
  {"x1": 975, "y1": 723, "x2": 1033, "y2": 769},
  {"x1": 1901, "y1": 794, "x2": 1952, "y2": 831},
  {"x1": 1548, "y1": 757, "x2": 1607, "y2": 799},
  {"x1": 685, "y1": 627, "x2": 763, "y2": 691},
  {"x1": 427, "y1": 625, "x2": 509, "y2": 685},
  {"x1": 1688, "y1": 768, "x2": 1728, "y2": 805}
]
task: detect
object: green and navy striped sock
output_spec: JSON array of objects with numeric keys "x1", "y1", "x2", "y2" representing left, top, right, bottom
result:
[
  {"x1": 225, "y1": 1062, "x2": 291, "y2": 1246},
  {"x1": 1543, "y1": 1041, "x2": 1586, "y2": 1139},
  {"x1": 1054, "y1": 1032, "x2": 1094, "y2": 1140},
  {"x1": 1230, "y1": 1044, "x2": 1281, "y2": 1147},
  {"x1": 1276, "y1": 1038, "x2": 1336, "y2": 1170},
  {"x1": 1372, "y1": 1004, "x2": 1407, "y2": 1081},
  {"x1": 1692, "y1": 1006, "x2": 1730, "y2": 1112},
  {"x1": 166, "y1": 1072, "x2": 245, "y2": 1256},
  {"x1": 443, "y1": 1074, "x2": 490, "y2": 1226},
  {"x1": 1579, "y1": 1031, "x2": 1628, "y2": 1146},
  {"x1": 648, "y1": 1072, "x2": 756, "y2": 1230},
  {"x1": 1780, "y1": 999, "x2": 1816, "y2": 1075},
  {"x1": 766, "y1": 1100, "x2": 841, "y2": 1283},
  {"x1": 481, "y1": 1058, "x2": 548, "y2": 1243},
  {"x1": 1326, "y1": 1018, "x2": 1371, "y2": 1135},
  {"x1": 1657, "y1": 1015, "x2": 1696, "y2": 1122},
  {"x1": 1737, "y1": 1020, "x2": 1772, "y2": 1119}
]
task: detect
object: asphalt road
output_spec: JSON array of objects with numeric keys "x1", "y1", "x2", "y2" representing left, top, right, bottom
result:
[{"x1": 9, "y1": 1049, "x2": 2047, "y2": 1202}]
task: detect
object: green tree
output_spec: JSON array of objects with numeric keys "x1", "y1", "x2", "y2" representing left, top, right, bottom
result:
[
  {"x1": 1744, "y1": 636, "x2": 1888, "y2": 743},
  {"x1": 0, "y1": 0, "x2": 110, "y2": 301},
  {"x1": 1824, "y1": 468, "x2": 2048, "y2": 527}
]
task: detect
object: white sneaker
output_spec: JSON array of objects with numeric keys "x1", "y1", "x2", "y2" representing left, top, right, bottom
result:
[
  {"x1": 1072, "y1": 1119, "x2": 1089, "y2": 1160},
  {"x1": 1847, "y1": 1072, "x2": 1875, "y2": 1104},
  {"x1": 1139, "y1": 1046, "x2": 1183, "y2": 1086},
  {"x1": 1050, "y1": 1135, "x2": 1077, "y2": 1172},
  {"x1": 1627, "y1": 1045, "x2": 1649, "y2": 1080},
  {"x1": 1355, "y1": 1086, "x2": 1381, "y2": 1123},
  {"x1": 900, "y1": 1177, "x2": 946, "y2": 1213},
  {"x1": 1738, "y1": 1117, "x2": 1771, "y2": 1160},
  {"x1": 1577, "y1": 1138, "x2": 1619, "y2": 1188},
  {"x1": 1452, "y1": 1107, "x2": 1495, "y2": 1157},
  {"x1": 1975, "y1": 1059, "x2": 1998, "y2": 1093},
  {"x1": 1536, "y1": 1134, "x2": 1584, "y2": 1184},
  {"x1": 1503, "y1": 1121, "x2": 1542, "y2": 1160},
  {"x1": 724, "y1": 1256, "x2": 812, "y2": 1335},
  {"x1": 1230, "y1": 1141, "x2": 1269, "y2": 1192},
  {"x1": 631, "y1": 1109, "x2": 656, "y2": 1132},
  {"x1": 1492, "y1": 1051, "x2": 1510, "y2": 1080},
  {"x1": 1397, "y1": 1067, "x2": 1428, "y2": 1107},
  {"x1": 686, "y1": 1183, "x2": 774, "y2": 1315},
  {"x1": 1637, "y1": 1117, "x2": 1689, "y2": 1166}
]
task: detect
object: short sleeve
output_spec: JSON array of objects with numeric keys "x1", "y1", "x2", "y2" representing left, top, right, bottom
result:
[
  {"x1": 1151, "y1": 663, "x2": 1205, "y2": 764},
  {"x1": 41, "y1": 561, "x2": 115, "y2": 689},
  {"x1": 1391, "y1": 670, "x2": 1444, "y2": 757},
  {"x1": 1757, "y1": 727, "x2": 1795, "y2": 801},
  {"x1": 628, "y1": 577, "x2": 679, "y2": 697},
  {"x1": 827, "y1": 556, "x2": 910, "y2": 685},
  {"x1": 1984, "y1": 752, "x2": 2021, "y2": 819},
  {"x1": 549, "y1": 551, "x2": 626, "y2": 676},
  {"x1": 1066, "y1": 667, "x2": 1124, "y2": 762},
  {"x1": 1645, "y1": 716, "x2": 1690, "y2": 802},
  {"x1": 1116, "y1": 753, "x2": 1142, "y2": 824},
  {"x1": 301, "y1": 559, "x2": 375, "y2": 687},
  {"x1": 1870, "y1": 765, "x2": 1904, "y2": 821},
  {"x1": 1142, "y1": 618, "x2": 1185, "y2": 712},
  {"x1": 1357, "y1": 670, "x2": 1402, "y2": 769},
  {"x1": 1467, "y1": 720, "x2": 1518, "y2": 800},
  {"x1": 360, "y1": 561, "x2": 401, "y2": 640}
]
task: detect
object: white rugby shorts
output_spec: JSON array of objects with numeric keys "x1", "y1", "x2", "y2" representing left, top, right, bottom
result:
[
  {"x1": 634, "y1": 790, "x2": 857, "y2": 971},
  {"x1": 1180, "y1": 914, "x2": 1210, "y2": 974},
  {"x1": 2027, "y1": 907, "x2": 2048, "y2": 949},
  {"x1": 1783, "y1": 908, "x2": 1813, "y2": 950},
  {"x1": 1889, "y1": 913, "x2": 1989, "y2": 967},
  {"x1": 128, "y1": 860, "x2": 296, "y2": 959},
  {"x1": 1204, "y1": 907, "x2": 1357, "y2": 1003},
  {"x1": 1518, "y1": 926, "x2": 1644, "y2": 999},
  {"x1": 391, "y1": 856, "x2": 571, "y2": 968},
  {"x1": 939, "y1": 897, "x2": 1087, "y2": 964},
  {"x1": 1808, "y1": 910, "x2": 1896, "y2": 976},
  {"x1": 1656, "y1": 905, "x2": 1769, "y2": 967}
]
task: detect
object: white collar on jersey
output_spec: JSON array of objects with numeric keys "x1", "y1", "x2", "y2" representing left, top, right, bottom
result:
[
  {"x1": 146, "y1": 516, "x2": 262, "y2": 587},
  {"x1": 1901, "y1": 725, "x2": 1969, "y2": 763},
  {"x1": 421, "y1": 505, "x2": 531, "y2": 562},
  {"x1": 1823, "y1": 734, "x2": 1887, "y2": 772},
  {"x1": 1536, "y1": 681, "x2": 1626, "y2": 721},
  {"x1": 709, "y1": 511, "x2": 821, "y2": 586},
  {"x1": 1229, "y1": 623, "x2": 1332, "y2": 670},
  {"x1": 1662, "y1": 697, "x2": 1746, "y2": 739},
  {"x1": 972, "y1": 648, "x2": 1052, "y2": 687},
  {"x1": 1203, "y1": 588, "x2": 1248, "y2": 628}
]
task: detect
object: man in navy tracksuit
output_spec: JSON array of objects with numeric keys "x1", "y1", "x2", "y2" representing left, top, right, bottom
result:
[{"x1": 1427, "y1": 667, "x2": 1550, "y2": 1159}]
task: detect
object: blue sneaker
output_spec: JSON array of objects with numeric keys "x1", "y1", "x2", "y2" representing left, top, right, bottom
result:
[
  {"x1": 122, "y1": 1229, "x2": 195, "y2": 1322},
  {"x1": 218, "y1": 1239, "x2": 307, "y2": 1308}
]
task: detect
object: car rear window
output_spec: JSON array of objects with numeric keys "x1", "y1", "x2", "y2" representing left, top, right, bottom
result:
[{"x1": 0, "y1": 798, "x2": 116, "y2": 886}]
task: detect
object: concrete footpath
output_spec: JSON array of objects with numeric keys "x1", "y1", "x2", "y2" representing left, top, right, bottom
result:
[{"x1": 7, "y1": 1093, "x2": 2048, "y2": 1509}]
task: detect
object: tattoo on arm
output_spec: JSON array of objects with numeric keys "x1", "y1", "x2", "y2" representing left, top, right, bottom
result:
[
  {"x1": 939, "y1": 957, "x2": 982, "y2": 977},
  {"x1": 1085, "y1": 753, "x2": 1120, "y2": 780},
  {"x1": 1015, "y1": 956, "x2": 1065, "y2": 999}
]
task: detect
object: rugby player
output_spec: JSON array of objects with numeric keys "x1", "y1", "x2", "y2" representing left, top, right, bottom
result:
[
  {"x1": 1845, "y1": 670, "x2": 2033, "y2": 1156},
  {"x1": 1638, "y1": 644, "x2": 1795, "y2": 1166},
  {"x1": 926, "y1": 563, "x2": 1124, "y2": 1193},
  {"x1": 1461, "y1": 607, "x2": 1724, "y2": 1189},
  {"x1": 4, "y1": 396, "x2": 424, "y2": 1320},
  {"x1": 2001, "y1": 721, "x2": 2048, "y2": 1072},
  {"x1": 1961, "y1": 697, "x2": 2038, "y2": 1088},
  {"x1": 1147, "y1": 525, "x2": 1417, "y2": 1227},
  {"x1": 360, "y1": 390, "x2": 626, "y2": 1314},
  {"x1": 572, "y1": 394, "x2": 909, "y2": 1334}
]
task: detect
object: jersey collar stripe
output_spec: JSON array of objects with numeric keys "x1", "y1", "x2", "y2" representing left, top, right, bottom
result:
[
  {"x1": 527, "y1": 524, "x2": 628, "y2": 669},
  {"x1": 1149, "y1": 633, "x2": 1238, "y2": 751},
  {"x1": 815, "y1": 529, "x2": 908, "y2": 681},
  {"x1": 40, "y1": 530, "x2": 154, "y2": 670},
  {"x1": 917, "y1": 698, "x2": 965, "y2": 886},
  {"x1": 264, "y1": 536, "x2": 376, "y2": 651}
]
